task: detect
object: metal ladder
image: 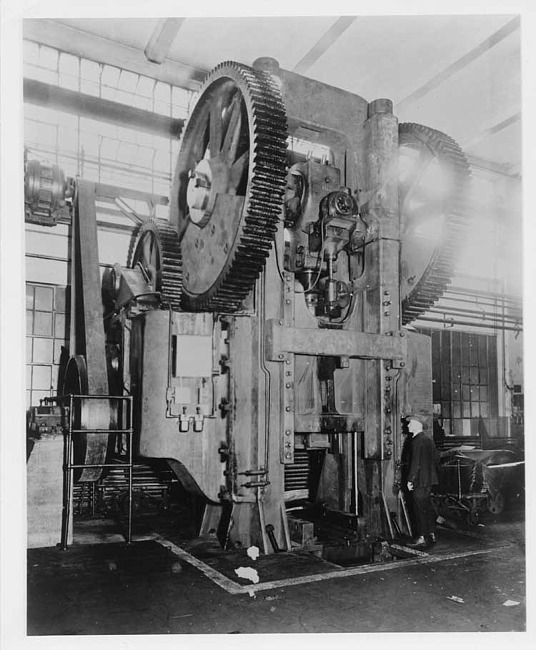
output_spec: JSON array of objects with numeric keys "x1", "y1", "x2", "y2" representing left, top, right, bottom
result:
[{"x1": 45, "y1": 393, "x2": 134, "y2": 549}]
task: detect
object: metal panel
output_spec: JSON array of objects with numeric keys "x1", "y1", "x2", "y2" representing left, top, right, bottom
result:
[{"x1": 136, "y1": 309, "x2": 225, "y2": 501}]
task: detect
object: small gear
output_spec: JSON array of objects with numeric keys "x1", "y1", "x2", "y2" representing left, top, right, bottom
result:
[{"x1": 130, "y1": 218, "x2": 182, "y2": 311}]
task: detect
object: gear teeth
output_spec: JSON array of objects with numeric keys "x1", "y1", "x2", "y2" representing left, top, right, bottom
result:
[
  {"x1": 399, "y1": 122, "x2": 471, "y2": 325},
  {"x1": 178, "y1": 61, "x2": 288, "y2": 312},
  {"x1": 130, "y1": 218, "x2": 182, "y2": 311}
]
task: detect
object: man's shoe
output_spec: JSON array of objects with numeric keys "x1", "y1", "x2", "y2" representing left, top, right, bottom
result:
[{"x1": 407, "y1": 536, "x2": 429, "y2": 549}]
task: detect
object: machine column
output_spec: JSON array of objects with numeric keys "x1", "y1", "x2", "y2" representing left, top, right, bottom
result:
[{"x1": 361, "y1": 99, "x2": 401, "y2": 536}]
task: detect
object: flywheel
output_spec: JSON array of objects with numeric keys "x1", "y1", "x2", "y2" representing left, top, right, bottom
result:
[
  {"x1": 399, "y1": 123, "x2": 471, "y2": 324},
  {"x1": 62, "y1": 355, "x2": 117, "y2": 483},
  {"x1": 169, "y1": 61, "x2": 288, "y2": 312},
  {"x1": 130, "y1": 218, "x2": 182, "y2": 311}
]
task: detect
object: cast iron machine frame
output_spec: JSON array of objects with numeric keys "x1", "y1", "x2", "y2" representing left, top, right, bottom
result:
[{"x1": 27, "y1": 57, "x2": 471, "y2": 557}]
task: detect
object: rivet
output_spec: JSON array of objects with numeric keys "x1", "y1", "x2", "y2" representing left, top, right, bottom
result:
[
  {"x1": 285, "y1": 406, "x2": 291, "y2": 412},
  {"x1": 285, "y1": 430, "x2": 291, "y2": 436},
  {"x1": 278, "y1": 354, "x2": 284, "y2": 360}
]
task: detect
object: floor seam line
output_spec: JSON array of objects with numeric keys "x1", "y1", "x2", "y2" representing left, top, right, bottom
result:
[{"x1": 155, "y1": 536, "x2": 511, "y2": 596}]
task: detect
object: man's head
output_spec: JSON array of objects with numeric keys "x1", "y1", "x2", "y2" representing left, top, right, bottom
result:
[{"x1": 406, "y1": 415, "x2": 425, "y2": 435}]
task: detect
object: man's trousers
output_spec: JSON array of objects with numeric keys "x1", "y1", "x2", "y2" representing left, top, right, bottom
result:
[{"x1": 412, "y1": 486, "x2": 436, "y2": 537}]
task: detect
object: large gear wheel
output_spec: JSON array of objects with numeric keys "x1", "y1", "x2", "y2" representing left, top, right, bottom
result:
[
  {"x1": 399, "y1": 123, "x2": 471, "y2": 325},
  {"x1": 130, "y1": 218, "x2": 182, "y2": 311},
  {"x1": 170, "y1": 61, "x2": 288, "y2": 312}
]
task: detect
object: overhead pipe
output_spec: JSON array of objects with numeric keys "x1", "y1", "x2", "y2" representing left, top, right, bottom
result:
[
  {"x1": 416, "y1": 316, "x2": 522, "y2": 332},
  {"x1": 426, "y1": 307, "x2": 522, "y2": 324},
  {"x1": 440, "y1": 294, "x2": 522, "y2": 310},
  {"x1": 446, "y1": 286, "x2": 522, "y2": 304}
]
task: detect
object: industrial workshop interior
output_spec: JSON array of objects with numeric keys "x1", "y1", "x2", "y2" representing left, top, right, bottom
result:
[{"x1": 12, "y1": 11, "x2": 529, "y2": 640}]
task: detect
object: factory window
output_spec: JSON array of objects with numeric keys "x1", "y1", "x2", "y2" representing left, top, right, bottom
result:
[
  {"x1": 24, "y1": 40, "x2": 194, "y2": 119},
  {"x1": 26, "y1": 283, "x2": 68, "y2": 408},
  {"x1": 430, "y1": 330, "x2": 498, "y2": 440},
  {"x1": 24, "y1": 40, "x2": 194, "y2": 196}
]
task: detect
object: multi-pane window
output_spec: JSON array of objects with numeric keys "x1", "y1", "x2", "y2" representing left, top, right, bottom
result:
[
  {"x1": 23, "y1": 39, "x2": 195, "y2": 196},
  {"x1": 23, "y1": 40, "x2": 194, "y2": 118},
  {"x1": 26, "y1": 283, "x2": 68, "y2": 408},
  {"x1": 430, "y1": 330, "x2": 498, "y2": 437}
]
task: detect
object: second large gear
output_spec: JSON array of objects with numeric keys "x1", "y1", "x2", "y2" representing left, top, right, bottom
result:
[
  {"x1": 169, "y1": 61, "x2": 288, "y2": 312},
  {"x1": 399, "y1": 122, "x2": 472, "y2": 325}
]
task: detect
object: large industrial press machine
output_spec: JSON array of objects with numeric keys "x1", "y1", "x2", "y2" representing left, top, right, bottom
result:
[{"x1": 27, "y1": 58, "x2": 471, "y2": 558}]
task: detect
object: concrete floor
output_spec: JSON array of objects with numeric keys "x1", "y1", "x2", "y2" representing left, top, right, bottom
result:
[{"x1": 27, "y1": 507, "x2": 526, "y2": 636}]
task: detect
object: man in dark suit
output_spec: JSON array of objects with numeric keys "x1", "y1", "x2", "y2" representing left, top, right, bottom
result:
[{"x1": 406, "y1": 415, "x2": 439, "y2": 549}]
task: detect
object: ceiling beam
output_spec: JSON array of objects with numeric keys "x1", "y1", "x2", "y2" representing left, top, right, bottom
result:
[
  {"x1": 24, "y1": 78, "x2": 184, "y2": 139},
  {"x1": 24, "y1": 19, "x2": 206, "y2": 91},
  {"x1": 396, "y1": 16, "x2": 520, "y2": 111},
  {"x1": 293, "y1": 16, "x2": 356, "y2": 75},
  {"x1": 144, "y1": 18, "x2": 185, "y2": 65},
  {"x1": 466, "y1": 153, "x2": 520, "y2": 179},
  {"x1": 463, "y1": 112, "x2": 521, "y2": 151}
]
